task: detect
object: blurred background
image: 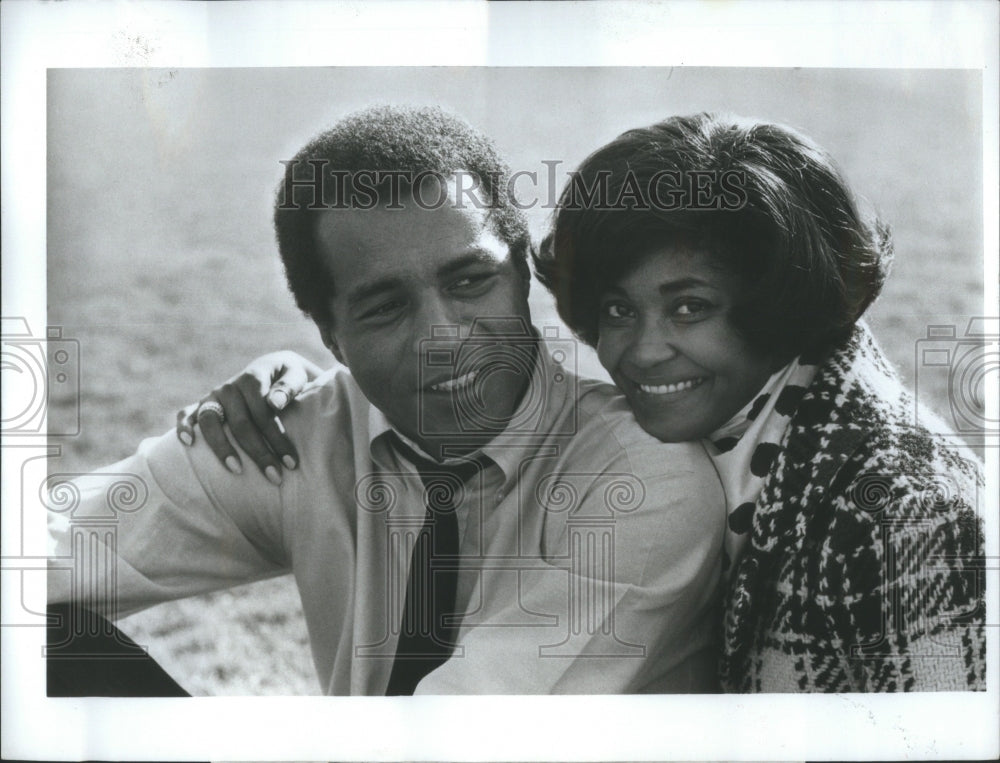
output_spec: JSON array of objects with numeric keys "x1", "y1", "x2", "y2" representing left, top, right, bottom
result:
[{"x1": 47, "y1": 67, "x2": 984, "y2": 694}]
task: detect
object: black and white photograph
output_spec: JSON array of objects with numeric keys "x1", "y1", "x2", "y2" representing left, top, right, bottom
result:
[{"x1": 2, "y1": 1, "x2": 998, "y2": 761}]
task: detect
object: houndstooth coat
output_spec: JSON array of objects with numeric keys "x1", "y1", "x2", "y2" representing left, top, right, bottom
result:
[{"x1": 719, "y1": 323, "x2": 986, "y2": 692}]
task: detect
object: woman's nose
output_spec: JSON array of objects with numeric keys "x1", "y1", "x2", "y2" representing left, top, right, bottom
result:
[{"x1": 625, "y1": 320, "x2": 678, "y2": 368}]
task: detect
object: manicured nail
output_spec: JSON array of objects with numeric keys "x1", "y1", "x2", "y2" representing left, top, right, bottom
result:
[
  {"x1": 282, "y1": 455, "x2": 297, "y2": 470},
  {"x1": 273, "y1": 415, "x2": 286, "y2": 434},
  {"x1": 265, "y1": 465, "x2": 282, "y2": 486},
  {"x1": 270, "y1": 389, "x2": 289, "y2": 410},
  {"x1": 178, "y1": 431, "x2": 193, "y2": 446},
  {"x1": 225, "y1": 456, "x2": 243, "y2": 474}
]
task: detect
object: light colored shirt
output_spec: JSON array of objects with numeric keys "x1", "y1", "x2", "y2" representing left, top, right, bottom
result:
[{"x1": 48, "y1": 346, "x2": 725, "y2": 694}]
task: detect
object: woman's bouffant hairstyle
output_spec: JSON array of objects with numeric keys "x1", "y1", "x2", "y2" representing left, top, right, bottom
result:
[
  {"x1": 533, "y1": 113, "x2": 894, "y2": 360},
  {"x1": 274, "y1": 105, "x2": 531, "y2": 326}
]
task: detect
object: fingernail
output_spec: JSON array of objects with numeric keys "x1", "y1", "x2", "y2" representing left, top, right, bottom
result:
[
  {"x1": 282, "y1": 455, "x2": 297, "y2": 470},
  {"x1": 225, "y1": 456, "x2": 243, "y2": 474},
  {"x1": 270, "y1": 389, "x2": 289, "y2": 410},
  {"x1": 274, "y1": 416, "x2": 286, "y2": 435},
  {"x1": 178, "y1": 431, "x2": 193, "y2": 446},
  {"x1": 265, "y1": 465, "x2": 282, "y2": 486}
]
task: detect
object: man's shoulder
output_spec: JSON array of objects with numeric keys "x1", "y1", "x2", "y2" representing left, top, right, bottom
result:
[
  {"x1": 287, "y1": 363, "x2": 366, "y2": 409},
  {"x1": 279, "y1": 364, "x2": 370, "y2": 441},
  {"x1": 548, "y1": 378, "x2": 724, "y2": 541},
  {"x1": 566, "y1": 378, "x2": 716, "y2": 478}
]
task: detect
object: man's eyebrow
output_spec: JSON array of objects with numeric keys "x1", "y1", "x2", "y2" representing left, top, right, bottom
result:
[
  {"x1": 346, "y1": 277, "x2": 404, "y2": 306},
  {"x1": 436, "y1": 250, "x2": 503, "y2": 279}
]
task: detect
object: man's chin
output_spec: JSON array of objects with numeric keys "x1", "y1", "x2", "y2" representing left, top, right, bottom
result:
[{"x1": 408, "y1": 412, "x2": 511, "y2": 457}]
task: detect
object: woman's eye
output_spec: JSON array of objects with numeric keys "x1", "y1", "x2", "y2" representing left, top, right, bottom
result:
[
  {"x1": 672, "y1": 299, "x2": 711, "y2": 320},
  {"x1": 601, "y1": 302, "x2": 635, "y2": 322}
]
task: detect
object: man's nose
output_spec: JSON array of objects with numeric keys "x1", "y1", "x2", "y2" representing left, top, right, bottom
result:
[{"x1": 411, "y1": 293, "x2": 469, "y2": 351}]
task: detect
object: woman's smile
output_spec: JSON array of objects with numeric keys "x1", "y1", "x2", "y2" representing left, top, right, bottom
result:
[{"x1": 632, "y1": 376, "x2": 707, "y2": 397}]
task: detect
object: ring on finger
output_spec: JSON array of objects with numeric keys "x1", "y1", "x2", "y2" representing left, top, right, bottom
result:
[{"x1": 196, "y1": 400, "x2": 226, "y2": 424}]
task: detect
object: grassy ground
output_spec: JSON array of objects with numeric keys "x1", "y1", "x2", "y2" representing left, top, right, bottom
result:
[{"x1": 46, "y1": 68, "x2": 985, "y2": 695}]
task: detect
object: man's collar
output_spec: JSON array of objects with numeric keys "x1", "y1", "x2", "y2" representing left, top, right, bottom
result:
[{"x1": 367, "y1": 329, "x2": 573, "y2": 481}]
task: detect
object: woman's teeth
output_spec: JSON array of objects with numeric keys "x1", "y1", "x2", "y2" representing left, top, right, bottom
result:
[
  {"x1": 431, "y1": 370, "x2": 478, "y2": 392},
  {"x1": 637, "y1": 378, "x2": 704, "y2": 395}
]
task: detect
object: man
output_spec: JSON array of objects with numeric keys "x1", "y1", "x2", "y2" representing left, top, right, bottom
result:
[{"x1": 48, "y1": 106, "x2": 725, "y2": 695}]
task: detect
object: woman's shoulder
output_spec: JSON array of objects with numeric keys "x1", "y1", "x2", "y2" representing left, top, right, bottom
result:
[
  {"x1": 757, "y1": 324, "x2": 981, "y2": 560},
  {"x1": 787, "y1": 323, "x2": 981, "y2": 483},
  {"x1": 775, "y1": 326, "x2": 982, "y2": 555},
  {"x1": 732, "y1": 325, "x2": 986, "y2": 692}
]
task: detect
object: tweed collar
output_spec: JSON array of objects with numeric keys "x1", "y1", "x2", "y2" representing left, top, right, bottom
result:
[
  {"x1": 720, "y1": 322, "x2": 890, "y2": 689},
  {"x1": 748, "y1": 322, "x2": 889, "y2": 556}
]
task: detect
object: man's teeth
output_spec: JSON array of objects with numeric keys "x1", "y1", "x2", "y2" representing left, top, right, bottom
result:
[
  {"x1": 638, "y1": 378, "x2": 703, "y2": 395},
  {"x1": 431, "y1": 370, "x2": 478, "y2": 392}
]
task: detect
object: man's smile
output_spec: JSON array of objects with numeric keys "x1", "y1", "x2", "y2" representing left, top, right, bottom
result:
[{"x1": 425, "y1": 369, "x2": 479, "y2": 393}]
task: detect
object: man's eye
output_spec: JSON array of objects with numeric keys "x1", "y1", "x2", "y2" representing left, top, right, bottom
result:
[
  {"x1": 361, "y1": 301, "x2": 404, "y2": 321},
  {"x1": 450, "y1": 273, "x2": 493, "y2": 293}
]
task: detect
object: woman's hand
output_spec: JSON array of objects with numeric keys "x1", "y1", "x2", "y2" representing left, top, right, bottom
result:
[{"x1": 176, "y1": 351, "x2": 323, "y2": 484}]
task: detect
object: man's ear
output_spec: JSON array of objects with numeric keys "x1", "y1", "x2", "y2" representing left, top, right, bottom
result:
[{"x1": 316, "y1": 321, "x2": 346, "y2": 365}]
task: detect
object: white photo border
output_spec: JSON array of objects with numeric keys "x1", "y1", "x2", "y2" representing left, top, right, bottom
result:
[{"x1": 2, "y1": 1, "x2": 998, "y2": 760}]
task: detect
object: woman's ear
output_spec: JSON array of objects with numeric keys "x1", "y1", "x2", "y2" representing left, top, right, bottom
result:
[{"x1": 316, "y1": 321, "x2": 346, "y2": 366}]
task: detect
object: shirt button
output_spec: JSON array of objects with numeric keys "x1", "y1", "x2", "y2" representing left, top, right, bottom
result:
[{"x1": 495, "y1": 491, "x2": 504, "y2": 503}]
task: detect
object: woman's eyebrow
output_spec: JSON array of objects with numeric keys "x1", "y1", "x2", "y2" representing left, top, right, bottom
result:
[
  {"x1": 658, "y1": 276, "x2": 713, "y2": 295},
  {"x1": 602, "y1": 276, "x2": 714, "y2": 298}
]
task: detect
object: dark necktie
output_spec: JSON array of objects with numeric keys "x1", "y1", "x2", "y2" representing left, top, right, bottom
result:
[{"x1": 385, "y1": 442, "x2": 486, "y2": 695}]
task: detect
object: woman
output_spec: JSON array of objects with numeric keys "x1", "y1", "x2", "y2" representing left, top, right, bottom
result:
[{"x1": 182, "y1": 113, "x2": 985, "y2": 692}]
